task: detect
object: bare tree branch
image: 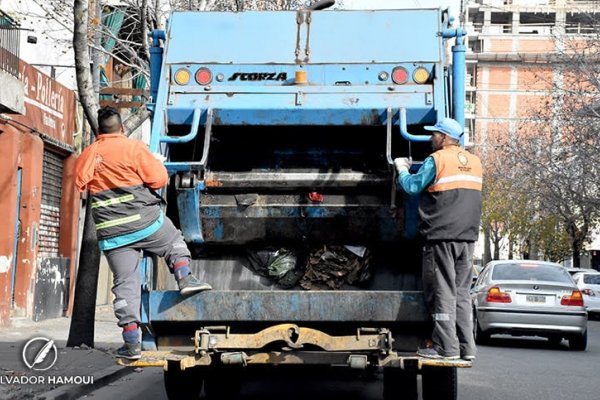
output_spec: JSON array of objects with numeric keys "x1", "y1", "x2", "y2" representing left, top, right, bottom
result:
[
  {"x1": 74, "y1": 0, "x2": 99, "y2": 133},
  {"x1": 141, "y1": 0, "x2": 151, "y2": 61}
]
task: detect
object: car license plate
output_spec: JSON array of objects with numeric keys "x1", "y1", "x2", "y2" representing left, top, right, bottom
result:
[{"x1": 526, "y1": 295, "x2": 546, "y2": 303}]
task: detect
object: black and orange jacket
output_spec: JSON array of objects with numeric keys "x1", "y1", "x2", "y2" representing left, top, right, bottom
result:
[
  {"x1": 75, "y1": 133, "x2": 168, "y2": 240},
  {"x1": 419, "y1": 145, "x2": 483, "y2": 241}
]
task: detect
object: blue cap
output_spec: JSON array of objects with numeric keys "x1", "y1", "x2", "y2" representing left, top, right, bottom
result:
[{"x1": 424, "y1": 118, "x2": 463, "y2": 140}]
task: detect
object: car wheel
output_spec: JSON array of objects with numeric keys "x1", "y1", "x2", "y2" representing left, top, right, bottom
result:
[
  {"x1": 547, "y1": 335, "x2": 562, "y2": 346},
  {"x1": 473, "y1": 311, "x2": 490, "y2": 345},
  {"x1": 569, "y1": 331, "x2": 587, "y2": 351},
  {"x1": 383, "y1": 368, "x2": 418, "y2": 400},
  {"x1": 422, "y1": 366, "x2": 457, "y2": 400}
]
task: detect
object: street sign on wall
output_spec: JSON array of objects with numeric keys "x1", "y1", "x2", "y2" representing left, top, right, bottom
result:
[{"x1": 12, "y1": 60, "x2": 76, "y2": 147}]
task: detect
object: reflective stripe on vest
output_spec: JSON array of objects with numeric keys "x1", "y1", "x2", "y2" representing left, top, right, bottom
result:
[
  {"x1": 430, "y1": 174, "x2": 483, "y2": 192},
  {"x1": 91, "y1": 194, "x2": 135, "y2": 209},
  {"x1": 96, "y1": 214, "x2": 142, "y2": 230}
]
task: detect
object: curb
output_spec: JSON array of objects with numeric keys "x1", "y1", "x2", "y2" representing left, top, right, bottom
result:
[{"x1": 35, "y1": 364, "x2": 136, "y2": 400}]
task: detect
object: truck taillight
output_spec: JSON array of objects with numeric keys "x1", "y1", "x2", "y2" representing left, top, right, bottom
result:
[
  {"x1": 174, "y1": 68, "x2": 191, "y2": 85},
  {"x1": 413, "y1": 67, "x2": 430, "y2": 84},
  {"x1": 561, "y1": 290, "x2": 584, "y2": 306},
  {"x1": 486, "y1": 287, "x2": 512, "y2": 303},
  {"x1": 391, "y1": 67, "x2": 408, "y2": 84},
  {"x1": 195, "y1": 68, "x2": 212, "y2": 85}
]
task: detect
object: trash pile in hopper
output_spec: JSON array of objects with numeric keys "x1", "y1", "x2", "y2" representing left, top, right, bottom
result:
[{"x1": 246, "y1": 245, "x2": 371, "y2": 289}]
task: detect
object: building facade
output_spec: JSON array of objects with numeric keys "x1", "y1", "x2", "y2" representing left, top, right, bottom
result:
[
  {"x1": 0, "y1": 13, "x2": 79, "y2": 326},
  {"x1": 465, "y1": 0, "x2": 597, "y2": 144},
  {"x1": 466, "y1": 0, "x2": 600, "y2": 261}
]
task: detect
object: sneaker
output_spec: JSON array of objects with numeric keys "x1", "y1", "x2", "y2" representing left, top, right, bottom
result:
[
  {"x1": 178, "y1": 274, "x2": 212, "y2": 295},
  {"x1": 417, "y1": 347, "x2": 460, "y2": 360},
  {"x1": 462, "y1": 355, "x2": 476, "y2": 361},
  {"x1": 116, "y1": 342, "x2": 141, "y2": 360}
]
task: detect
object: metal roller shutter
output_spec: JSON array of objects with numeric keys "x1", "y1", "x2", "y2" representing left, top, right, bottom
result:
[{"x1": 39, "y1": 150, "x2": 64, "y2": 258}]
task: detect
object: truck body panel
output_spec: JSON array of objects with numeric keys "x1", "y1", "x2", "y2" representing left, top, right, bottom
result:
[{"x1": 137, "y1": 5, "x2": 470, "y2": 398}]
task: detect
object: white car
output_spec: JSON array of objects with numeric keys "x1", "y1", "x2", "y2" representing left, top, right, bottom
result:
[
  {"x1": 472, "y1": 260, "x2": 588, "y2": 350},
  {"x1": 572, "y1": 271, "x2": 600, "y2": 317}
]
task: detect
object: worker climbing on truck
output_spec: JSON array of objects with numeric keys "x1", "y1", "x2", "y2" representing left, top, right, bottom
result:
[
  {"x1": 74, "y1": 106, "x2": 212, "y2": 360},
  {"x1": 394, "y1": 117, "x2": 482, "y2": 361}
]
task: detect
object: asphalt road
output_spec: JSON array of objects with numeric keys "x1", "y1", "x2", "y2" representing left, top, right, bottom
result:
[{"x1": 85, "y1": 319, "x2": 600, "y2": 400}]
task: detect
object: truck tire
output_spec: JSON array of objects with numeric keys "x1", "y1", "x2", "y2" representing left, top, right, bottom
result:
[
  {"x1": 163, "y1": 363, "x2": 203, "y2": 400},
  {"x1": 203, "y1": 367, "x2": 243, "y2": 400},
  {"x1": 421, "y1": 366, "x2": 457, "y2": 400},
  {"x1": 569, "y1": 330, "x2": 587, "y2": 351},
  {"x1": 383, "y1": 368, "x2": 417, "y2": 400}
]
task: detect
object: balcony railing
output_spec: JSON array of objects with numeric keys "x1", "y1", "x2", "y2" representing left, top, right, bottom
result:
[{"x1": 0, "y1": 10, "x2": 19, "y2": 78}]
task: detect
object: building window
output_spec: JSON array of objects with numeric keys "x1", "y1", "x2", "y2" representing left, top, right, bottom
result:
[
  {"x1": 519, "y1": 12, "x2": 556, "y2": 35},
  {"x1": 491, "y1": 12, "x2": 512, "y2": 34},
  {"x1": 0, "y1": 10, "x2": 20, "y2": 77},
  {"x1": 566, "y1": 13, "x2": 598, "y2": 34}
]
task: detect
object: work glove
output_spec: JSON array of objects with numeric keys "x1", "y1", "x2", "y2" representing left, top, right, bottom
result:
[
  {"x1": 152, "y1": 152, "x2": 167, "y2": 163},
  {"x1": 394, "y1": 157, "x2": 411, "y2": 173}
]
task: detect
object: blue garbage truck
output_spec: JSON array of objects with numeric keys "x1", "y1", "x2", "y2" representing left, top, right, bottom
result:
[{"x1": 130, "y1": 2, "x2": 471, "y2": 399}]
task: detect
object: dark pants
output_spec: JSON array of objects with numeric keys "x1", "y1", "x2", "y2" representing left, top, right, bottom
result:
[
  {"x1": 422, "y1": 241, "x2": 476, "y2": 357},
  {"x1": 104, "y1": 217, "x2": 191, "y2": 326}
]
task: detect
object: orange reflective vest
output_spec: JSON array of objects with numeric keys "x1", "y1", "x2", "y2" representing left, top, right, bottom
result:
[
  {"x1": 74, "y1": 133, "x2": 168, "y2": 241},
  {"x1": 428, "y1": 146, "x2": 483, "y2": 193},
  {"x1": 419, "y1": 146, "x2": 482, "y2": 241}
]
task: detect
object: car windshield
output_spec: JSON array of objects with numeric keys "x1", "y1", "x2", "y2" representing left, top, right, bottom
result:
[
  {"x1": 583, "y1": 274, "x2": 600, "y2": 285},
  {"x1": 491, "y1": 263, "x2": 572, "y2": 283}
]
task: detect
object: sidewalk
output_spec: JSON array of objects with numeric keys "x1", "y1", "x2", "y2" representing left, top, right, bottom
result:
[{"x1": 0, "y1": 306, "x2": 134, "y2": 400}]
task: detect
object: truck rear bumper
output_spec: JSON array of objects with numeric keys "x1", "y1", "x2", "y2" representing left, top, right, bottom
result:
[
  {"x1": 144, "y1": 290, "x2": 428, "y2": 323},
  {"x1": 119, "y1": 350, "x2": 472, "y2": 370}
]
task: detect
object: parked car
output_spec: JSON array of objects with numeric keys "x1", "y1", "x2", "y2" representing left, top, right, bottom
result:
[
  {"x1": 472, "y1": 260, "x2": 588, "y2": 350},
  {"x1": 566, "y1": 267, "x2": 589, "y2": 277},
  {"x1": 471, "y1": 264, "x2": 482, "y2": 287},
  {"x1": 572, "y1": 271, "x2": 600, "y2": 318}
]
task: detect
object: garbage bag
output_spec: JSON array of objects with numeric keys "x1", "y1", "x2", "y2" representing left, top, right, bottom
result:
[
  {"x1": 246, "y1": 248, "x2": 302, "y2": 288},
  {"x1": 300, "y1": 245, "x2": 371, "y2": 290},
  {"x1": 267, "y1": 250, "x2": 296, "y2": 279}
]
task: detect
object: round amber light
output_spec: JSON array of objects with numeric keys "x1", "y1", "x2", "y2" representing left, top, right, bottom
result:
[
  {"x1": 413, "y1": 67, "x2": 430, "y2": 84},
  {"x1": 174, "y1": 68, "x2": 191, "y2": 85}
]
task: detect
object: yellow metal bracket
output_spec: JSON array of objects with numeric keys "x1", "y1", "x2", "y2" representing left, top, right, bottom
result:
[
  {"x1": 117, "y1": 350, "x2": 211, "y2": 370},
  {"x1": 195, "y1": 323, "x2": 392, "y2": 353}
]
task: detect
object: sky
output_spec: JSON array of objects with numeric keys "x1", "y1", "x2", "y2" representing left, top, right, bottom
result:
[{"x1": 341, "y1": 0, "x2": 462, "y2": 18}]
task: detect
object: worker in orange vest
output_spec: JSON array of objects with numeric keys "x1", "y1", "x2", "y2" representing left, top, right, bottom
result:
[{"x1": 394, "y1": 117, "x2": 482, "y2": 361}]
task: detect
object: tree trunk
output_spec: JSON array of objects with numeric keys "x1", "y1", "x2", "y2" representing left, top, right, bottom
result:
[
  {"x1": 74, "y1": 0, "x2": 99, "y2": 133},
  {"x1": 67, "y1": 197, "x2": 100, "y2": 348},
  {"x1": 493, "y1": 238, "x2": 500, "y2": 260},
  {"x1": 522, "y1": 239, "x2": 530, "y2": 259},
  {"x1": 529, "y1": 240, "x2": 539, "y2": 260},
  {"x1": 68, "y1": 0, "x2": 102, "y2": 348},
  {"x1": 566, "y1": 219, "x2": 587, "y2": 269},
  {"x1": 572, "y1": 241, "x2": 582, "y2": 269},
  {"x1": 92, "y1": 0, "x2": 102, "y2": 102},
  {"x1": 140, "y1": 0, "x2": 150, "y2": 61},
  {"x1": 483, "y1": 225, "x2": 492, "y2": 264},
  {"x1": 508, "y1": 239, "x2": 514, "y2": 260}
]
